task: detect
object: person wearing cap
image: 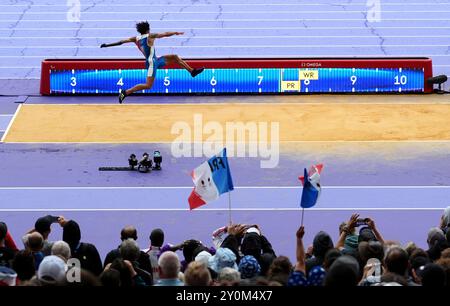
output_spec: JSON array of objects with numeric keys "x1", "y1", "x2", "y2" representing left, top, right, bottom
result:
[
  {"x1": 208, "y1": 247, "x2": 238, "y2": 274},
  {"x1": 0, "y1": 222, "x2": 16, "y2": 268},
  {"x1": 239, "y1": 255, "x2": 261, "y2": 279},
  {"x1": 37, "y1": 255, "x2": 67, "y2": 286}
]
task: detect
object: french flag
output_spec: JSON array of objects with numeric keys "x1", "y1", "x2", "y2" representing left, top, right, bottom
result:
[
  {"x1": 188, "y1": 148, "x2": 234, "y2": 210},
  {"x1": 299, "y1": 164, "x2": 323, "y2": 208}
]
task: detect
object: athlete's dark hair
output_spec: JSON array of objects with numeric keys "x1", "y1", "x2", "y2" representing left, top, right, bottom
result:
[{"x1": 136, "y1": 21, "x2": 150, "y2": 35}]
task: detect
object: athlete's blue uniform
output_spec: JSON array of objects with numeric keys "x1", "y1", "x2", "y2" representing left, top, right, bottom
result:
[{"x1": 135, "y1": 34, "x2": 166, "y2": 77}]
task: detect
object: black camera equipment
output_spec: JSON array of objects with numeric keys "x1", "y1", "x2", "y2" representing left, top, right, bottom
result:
[
  {"x1": 427, "y1": 75, "x2": 449, "y2": 94},
  {"x1": 138, "y1": 152, "x2": 153, "y2": 173},
  {"x1": 153, "y1": 151, "x2": 162, "y2": 170},
  {"x1": 99, "y1": 151, "x2": 162, "y2": 172},
  {"x1": 128, "y1": 154, "x2": 138, "y2": 169}
]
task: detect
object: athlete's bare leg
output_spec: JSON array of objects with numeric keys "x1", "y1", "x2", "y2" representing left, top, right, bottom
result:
[
  {"x1": 164, "y1": 54, "x2": 204, "y2": 77},
  {"x1": 164, "y1": 54, "x2": 193, "y2": 72},
  {"x1": 125, "y1": 76, "x2": 155, "y2": 95},
  {"x1": 119, "y1": 76, "x2": 154, "y2": 103}
]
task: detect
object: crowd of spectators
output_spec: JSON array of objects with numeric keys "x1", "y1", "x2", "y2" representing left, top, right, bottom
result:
[{"x1": 0, "y1": 206, "x2": 449, "y2": 286}]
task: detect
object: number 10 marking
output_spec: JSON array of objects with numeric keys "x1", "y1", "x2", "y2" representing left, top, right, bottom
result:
[{"x1": 394, "y1": 75, "x2": 407, "y2": 85}]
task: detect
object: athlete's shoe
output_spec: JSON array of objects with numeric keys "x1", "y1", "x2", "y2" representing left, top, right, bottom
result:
[
  {"x1": 118, "y1": 90, "x2": 127, "y2": 104},
  {"x1": 190, "y1": 67, "x2": 205, "y2": 77}
]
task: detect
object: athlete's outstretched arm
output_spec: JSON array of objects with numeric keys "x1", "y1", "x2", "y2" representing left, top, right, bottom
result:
[
  {"x1": 151, "y1": 32, "x2": 184, "y2": 39},
  {"x1": 100, "y1": 37, "x2": 136, "y2": 48}
]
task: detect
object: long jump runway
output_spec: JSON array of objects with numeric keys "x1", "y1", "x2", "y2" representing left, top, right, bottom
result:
[{"x1": 0, "y1": 95, "x2": 449, "y2": 261}]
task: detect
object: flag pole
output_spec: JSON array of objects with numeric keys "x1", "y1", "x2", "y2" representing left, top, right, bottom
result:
[
  {"x1": 301, "y1": 207, "x2": 305, "y2": 227},
  {"x1": 228, "y1": 192, "x2": 232, "y2": 225}
]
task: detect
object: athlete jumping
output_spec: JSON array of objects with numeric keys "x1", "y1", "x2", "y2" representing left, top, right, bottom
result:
[{"x1": 100, "y1": 21, "x2": 204, "y2": 103}]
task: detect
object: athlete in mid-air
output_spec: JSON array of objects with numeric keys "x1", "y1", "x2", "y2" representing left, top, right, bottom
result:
[{"x1": 100, "y1": 21, "x2": 204, "y2": 103}]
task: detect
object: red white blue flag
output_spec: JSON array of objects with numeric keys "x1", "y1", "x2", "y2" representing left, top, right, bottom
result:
[
  {"x1": 299, "y1": 164, "x2": 323, "y2": 208},
  {"x1": 188, "y1": 148, "x2": 234, "y2": 210}
]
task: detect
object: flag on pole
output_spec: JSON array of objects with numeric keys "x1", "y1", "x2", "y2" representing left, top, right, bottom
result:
[
  {"x1": 300, "y1": 165, "x2": 323, "y2": 208},
  {"x1": 188, "y1": 148, "x2": 234, "y2": 210}
]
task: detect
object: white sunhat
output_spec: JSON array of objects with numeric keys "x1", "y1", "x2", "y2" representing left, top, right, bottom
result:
[
  {"x1": 195, "y1": 250, "x2": 212, "y2": 266},
  {"x1": 38, "y1": 255, "x2": 66, "y2": 283}
]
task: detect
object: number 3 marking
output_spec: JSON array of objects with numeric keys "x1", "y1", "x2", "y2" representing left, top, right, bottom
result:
[{"x1": 70, "y1": 77, "x2": 76, "y2": 86}]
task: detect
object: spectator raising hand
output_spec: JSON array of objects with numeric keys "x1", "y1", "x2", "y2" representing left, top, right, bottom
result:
[
  {"x1": 295, "y1": 226, "x2": 306, "y2": 274},
  {"x1": 227, "y1": 224, "x2": 247, "y2": 238},
  {"x1": 336, "y1": 214, "x2": 360, "y2": 249},
  {"x1": 365, "y1": 218, "x2": 385, "y2": 245}
]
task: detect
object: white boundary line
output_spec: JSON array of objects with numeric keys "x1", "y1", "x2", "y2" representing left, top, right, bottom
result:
[
  {"x1": 2, "y1": 35, "x2": 450, "y2": 39},
  {"x1": 2, "y1": 26, "x2": 450, "y2": 30},
  {"x1": 1, "y1": 19, "x2": 450, "y2": 22},
  {"x1": 3, "y1": 26, "x2": 450, "y2": 29},
  {"x1": 1, "y1": 3, "x2": 449, "y2": 6},
  {"x1": 0, "y1": 114, "x2": 14, "y2": 116},
  {"x1": 1, "y1": 11, "x2": 450, "y2": 14},
  {"x1": 1, "y1": 45, "x2": 448, "y2": 48},
  {"x1": 0, "y1": 207, "x2": 445, "y2": 212},
  {"x1": 0, "y1": 104, "x2": 21, "y2": 143},
  {"x1": 0, "y1": 186, "x2": 448, "y2": 190}
]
